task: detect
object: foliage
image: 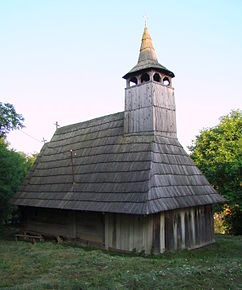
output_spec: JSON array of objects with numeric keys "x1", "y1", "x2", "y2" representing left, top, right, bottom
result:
[
  {"x1": 0, "y1": 102, "x2": 24, "y2": 139},
  {"x1": 189, "y1": 110, "x2": 242, "y2": 234},
  {"x1": 222, "y1": 204, "x2": 242, "y2": 235},
  {"x1": 0, "y1": 102, "x2": 37, "y2": 224},
  {"x1": 214, "y1": 205, "x2": 242, "y2": 235},
  {"x1": 0, "y1": 229, "x2": 241, "y2": 289},
  {"x1": 0, "y1": 139, "x2": 37, "y2": 223},
  {"x1": 214, "y1": 212, "x2": 226, "y2": 234}
]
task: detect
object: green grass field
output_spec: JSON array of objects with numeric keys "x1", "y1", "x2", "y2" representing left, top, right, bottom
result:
[{"x1": 0, "y1": 227, "x2": 241, "y2": 290}]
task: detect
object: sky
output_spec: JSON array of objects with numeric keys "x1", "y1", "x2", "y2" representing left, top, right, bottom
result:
[{"x1": 0, "y1": 0, "x2": 241, "y2": 155}]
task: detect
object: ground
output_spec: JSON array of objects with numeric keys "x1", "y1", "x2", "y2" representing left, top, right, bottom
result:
[{"x1": 0, "y1": 227, "x2": 241, "y2": 289}]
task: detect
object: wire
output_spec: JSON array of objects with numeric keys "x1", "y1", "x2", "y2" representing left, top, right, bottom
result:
[{"x1": 19, "y1": 130, "x2": 42, "y2": 143}]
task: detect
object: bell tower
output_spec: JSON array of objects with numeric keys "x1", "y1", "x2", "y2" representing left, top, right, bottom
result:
[{"x1": 123, "y1": 24, "x2": 176, "y2": 137}]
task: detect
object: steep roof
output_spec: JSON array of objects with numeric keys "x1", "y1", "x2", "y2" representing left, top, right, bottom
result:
[
  {"x1": 123, "y1": 26, "x2": 175, "y2": 79},
  {"x1": 13, "y1": 112, "x2": 225, "y2": 214}
]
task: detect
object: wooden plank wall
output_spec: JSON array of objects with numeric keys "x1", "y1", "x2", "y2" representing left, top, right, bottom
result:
[
  {"x1": 22, "y1": 207, "x2": 75, "y2": 238},
  {"x1": 21, "y1": 205, "x2": 214, "y2": 254},
  {"x1": 124, "y1": 81, "x2": 177, "y2": 137},
  {"x1": 75, "y1": 212, "x2": 104, "y2": 244},
  {"x1": 153, "y1": 83, "x2": 176, "y2": 137},
  {"x1": 21, "y1": 207, "x2": 105, "y2": 246},
  {"x1": 105, "y1": 213, "x2": 153, "y2": 254},
  {"x1": 164, "y1": 205, "x2": 214, "y2": 251}
]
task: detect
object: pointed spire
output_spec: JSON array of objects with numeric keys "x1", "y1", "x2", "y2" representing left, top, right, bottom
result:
[
  {"x1": 138, "y1": 25, "x2": 158, "y2": 64},
  {"x1": 123, "y1": 23, "x2": 175, "y2": 79}
]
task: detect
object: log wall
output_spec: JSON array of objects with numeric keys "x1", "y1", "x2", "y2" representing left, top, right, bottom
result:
[
  {"x1": 21, "y1": 207, "x2": 105, "y2": 246},
  {"x1": 20, "y1": 204, "x2": 214, "y2": 254}
]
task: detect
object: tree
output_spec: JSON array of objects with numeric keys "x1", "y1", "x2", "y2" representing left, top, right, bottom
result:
[
  {"x1": 0, "y1": 140, "x2": 25, "y2": 222},
  {"x1": 0, "y1": 102, "x2": 24, "y2": 139},
  {"x1": 189, "y1": 110, "x2": 242, "y2": 234},
  {"x1": 0, "y1": 103, "x2": 37, "y2": 224},
  {"x1": 0, "y1": 139, "x2": 38, "y2": 223}
]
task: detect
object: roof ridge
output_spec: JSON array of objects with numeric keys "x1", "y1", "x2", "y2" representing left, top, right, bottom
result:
[{"x1": 57, "y1": 111, "x2": 124, "y2": 133}]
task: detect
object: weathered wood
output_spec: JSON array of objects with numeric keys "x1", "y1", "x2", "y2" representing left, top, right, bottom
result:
[
  {"x1": 144, "y1": 216, "x2": 153, "y2": 254},
  {"x1": 174, "y1": 212, "x2": 179, "y2": 250},
  {"x1": 180, "y1": 210, "x2": 185, "y2": 249},
  {"x1": 75, "y1": 212, "x2": 104, "y2": 244},
  {"x1": 19, "y1": 204, "x2": 215, "y2": 254},
  {"x1": 165, "y1": 211, "x2": 174, "y2": 251},
  {"x1": 116, "y1": 214, "x2": 121, "y2": 249},
  {"x1": 124, "y1": 82, "x2": 176, "y2": 136},
  {"x1": 153, "y1": 214, "x2": 160, "y2": 254},
  {"x1": 15, "y1": 233, "x2": 44, "y2": 243},
  {"x1": 160, "y1": 212, "x2": 165, "y2": 253},
  {"x1": 177, "y1": 214, "x2": 182, "y2": 250}
]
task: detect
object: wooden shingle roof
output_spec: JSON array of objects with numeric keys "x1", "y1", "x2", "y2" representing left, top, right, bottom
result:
[{"x1": 13, "y1": 112, "x2": 225, "y2": 214}]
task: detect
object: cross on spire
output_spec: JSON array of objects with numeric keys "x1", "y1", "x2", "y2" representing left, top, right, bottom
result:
[
  {"x1": 54, "y1": 121, "x2": 60, "y2": 129},
  {"x1": 41, "y1": 137, "x2": 47, "y2": 144}
]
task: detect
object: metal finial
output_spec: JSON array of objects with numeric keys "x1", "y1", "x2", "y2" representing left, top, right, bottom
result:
[
  {"x1": 144, "y1": 15, "x2": 147, "y2": 28},
  {"x1": 54, "y1": 121, "x2": 60, "y2": 129},
  {"x1": 42, "y1": 137, "x2": 47, "y2": 144}
]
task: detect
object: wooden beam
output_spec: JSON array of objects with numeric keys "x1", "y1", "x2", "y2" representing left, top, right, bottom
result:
[{"x1": 160, "y1": 213, "x2": 165, "y2": 253}]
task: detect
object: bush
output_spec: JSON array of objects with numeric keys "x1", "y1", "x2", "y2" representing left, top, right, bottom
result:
[
  {"x1": 222, "y1": 205, "x2": 242, "y2": 235},
  {"x1": 214, "y1": 205, "x2": 242, "y2": 235}
]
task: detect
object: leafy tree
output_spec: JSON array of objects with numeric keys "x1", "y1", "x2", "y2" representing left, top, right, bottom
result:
[
  {"x1": 0, "y1": 102, "x2": 24, "y2": 138},
  {"x1": 0, "y1": 139, "x2": 38, "y2": 223},
  {"x1": 0, "y1": 103, "x2": 37, "y2": 224},
  {"x1": 189, "y1": 110, "x2": 242, "y2": 234}
]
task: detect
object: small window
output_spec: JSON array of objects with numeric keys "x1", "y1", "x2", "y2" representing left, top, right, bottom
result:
[
  {"x1": 141, "y1": 72, "x2": 150, "y2": 83},
  {"x1": 153, "y1": 73, "x2": 161, "y2": 82},
  {"x1": 163, "y1": 77, "x2": 170, "y2": 86},
  {"x1": 130, "y1": 77, "x2": 137, "y2": 86}
]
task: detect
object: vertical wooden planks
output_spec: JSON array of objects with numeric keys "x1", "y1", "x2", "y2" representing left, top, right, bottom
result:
[
  {"x1": 191, "y1": 208, "x2": 195, "y2": 247},
  {"x1": 21, "y1": 206, "x2": 216, "y2": 254},
  {"x1": 173, "y1": 212, "x2": 178, "y2": 250},
  {"x1": 152, "y1": 214, "x2": 160, "y2": 254},
  {"x1": 108, "y1": 214, "x2": 114, "y2": 248},
  {"x1": 180, "y1": 210, "x2": 185, "y2": 249},
  {"x1": 134, "y1": 215, "x2": 143, "y2": 252},
  {"x1": 160, "y1": 212, "x2": 165, "y2": 253},
  {"x1": 129, "y1": 216, "x2": 134, "y2": 251},
  {"x1": 177, "y1": 214, "x2": 182, "y2": 250},
  {"x1": 144, "y1": 215, "x2": 153, "y2": 255},
  {"x1": 116, "y1": 214, "x2": 121, "y2": 249},
  {"x1": 165, "y1": 211, "x2": 174, "y2": 251},
  {"x1": 112, "y1": 214, "x2": 116, "y2": 248}
]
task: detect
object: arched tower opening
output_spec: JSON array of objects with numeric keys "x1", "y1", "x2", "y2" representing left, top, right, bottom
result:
[
  {"x1": 130, "y1": 77, "x2": 138, "y2": 86},
  {"x1": 141, "y1": 72, "x2": 150, "y2": 83},
  {"x1": 153, "y1": 73, "x2": 161, "y2": 82},
  {"x1": 163, "y1": 77, "x2": 170, "y2": 86}
]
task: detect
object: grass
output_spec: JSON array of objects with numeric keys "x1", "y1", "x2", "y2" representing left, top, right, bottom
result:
[{"x1": 0, "y1": 226, "x2": 241, "y2": 289}]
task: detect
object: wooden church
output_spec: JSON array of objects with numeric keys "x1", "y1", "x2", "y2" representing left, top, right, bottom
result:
[{"x1": 13, "y1": 24, "x2": 225, "y2": 254}]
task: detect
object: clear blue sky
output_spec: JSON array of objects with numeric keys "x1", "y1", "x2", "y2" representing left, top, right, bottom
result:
[{"x1": 1, "y1": 0, "x2": 241, "y2": 154}]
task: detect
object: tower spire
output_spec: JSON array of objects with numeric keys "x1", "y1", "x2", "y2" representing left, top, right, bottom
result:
[
  {"x1": 138, "y1": 23, "x2": 158, "y2": 64},
  {"x1": 123, "y1": 23, "x2": 174, "y2": 79}
]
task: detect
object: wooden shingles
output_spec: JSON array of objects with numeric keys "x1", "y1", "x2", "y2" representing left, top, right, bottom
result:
[{"x1": 13, "y1": 112, "x2": 225, "y2": 214}]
